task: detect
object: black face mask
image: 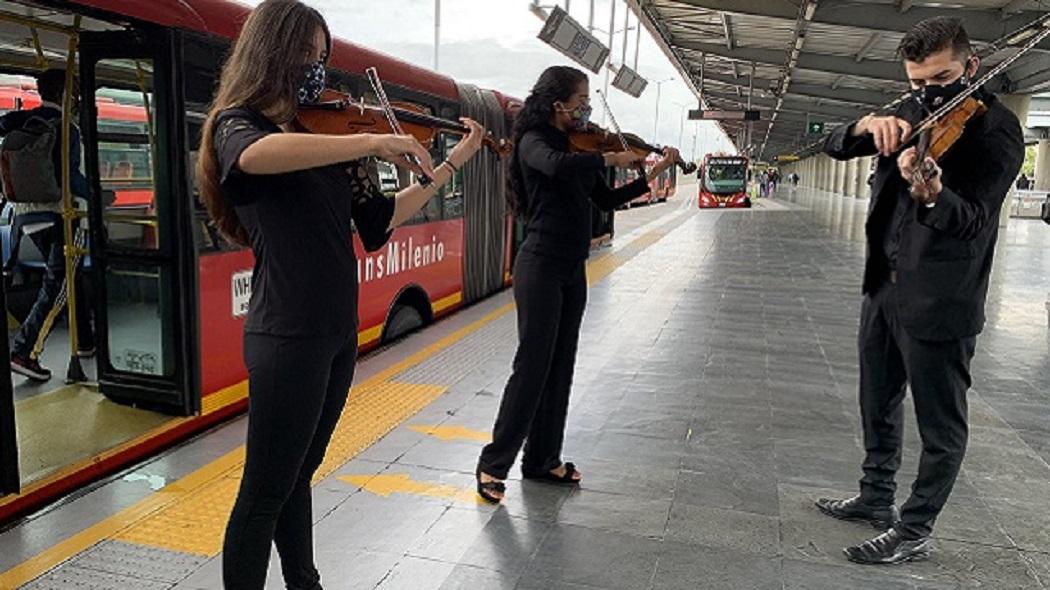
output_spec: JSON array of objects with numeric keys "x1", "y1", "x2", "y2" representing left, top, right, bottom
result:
[{"x1": 911, "y1": 62, "x2": 975, "y2": 113}]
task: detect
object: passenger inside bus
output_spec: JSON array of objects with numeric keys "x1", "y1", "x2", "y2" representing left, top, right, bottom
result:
[{"x1": 0, "y1": 69, "x2": 97, "y2": 382}]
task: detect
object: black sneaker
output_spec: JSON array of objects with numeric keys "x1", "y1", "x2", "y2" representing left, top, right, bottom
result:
[
  {"x1": 11, "y1": 355, "x2": 52, "y2": 382},
  {"x1": 815, "y1": 495, "x2": 899, "y2": 530},
  {"x1": 845, "y1": 528, "x2": 931, "y2": 565}
]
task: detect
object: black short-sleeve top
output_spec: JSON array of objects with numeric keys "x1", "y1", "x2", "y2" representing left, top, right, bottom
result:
[{"x1": 213, "y1": 107, "x2": 394, "y2": 337}]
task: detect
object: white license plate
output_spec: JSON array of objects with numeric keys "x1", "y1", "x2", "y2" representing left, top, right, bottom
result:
[{"x1": 719, "y1": 203, "x2": 727, "y2": 207}]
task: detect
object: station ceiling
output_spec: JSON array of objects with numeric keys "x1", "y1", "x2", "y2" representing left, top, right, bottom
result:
[{"x1": 630, "y1": 0, "x2": 1050, "y2": 162}]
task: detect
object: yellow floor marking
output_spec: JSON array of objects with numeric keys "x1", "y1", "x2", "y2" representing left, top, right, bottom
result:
[
  {"x1": 0, "y1": 220, "x2": 682, "y2": 587},
  {"x1": 1, "y1": 379, "x2": 249, "y2": 514},
  {"x1": 408, "y1": 424, "x2": 491, "y2": 442},
  {"x1": 112, "y1": 382, "x2": 447, "y2": 556},
  {"x1": 0, "y1": 448, "x2": 245, "y2": 589},
  {"x1": 338, "y1": 473, "x2": 485, "y2": 505}
]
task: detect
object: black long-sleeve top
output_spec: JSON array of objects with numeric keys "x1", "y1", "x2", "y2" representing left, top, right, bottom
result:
[
  {"x1": 822, "y1": 89, "x2": 1024, "y2": 341},
  {"x1": 516, "y1": 124, "x2": 651, "y2": 261}
]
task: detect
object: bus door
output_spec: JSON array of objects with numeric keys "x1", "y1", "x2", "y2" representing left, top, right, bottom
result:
[
  {"x1": 78, "y1": 29, "x2": 199, "y2": 416},
  {"x1": 0, "y1": 272, "x2": 17, "y2": 493}
]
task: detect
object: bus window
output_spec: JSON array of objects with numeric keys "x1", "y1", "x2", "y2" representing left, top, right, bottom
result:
[
  {"x1": 442, "y1": 133, "x2": 464, "y2": 219},
  {"x1": 94, "y1": 64, "x2": 158, "y2": 248},
  {"x1": 392, "y1": 130, "x2": 444, "y2": 225}
]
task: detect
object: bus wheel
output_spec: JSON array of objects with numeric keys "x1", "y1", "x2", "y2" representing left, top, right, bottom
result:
[
  {"x1": 744, "y1": 197, "x2": 753, "y2": 208},
  {"x1": 383, "y1": 303, "x2": 426, "y2": 343}
]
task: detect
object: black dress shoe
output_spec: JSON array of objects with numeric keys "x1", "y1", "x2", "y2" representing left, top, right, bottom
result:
[
  {"x1": 815, "y1": 495, "x2": 899, "y2": 530},
  {"x1": 845, "y1": 528, "x2": 931, "y2": 565}
]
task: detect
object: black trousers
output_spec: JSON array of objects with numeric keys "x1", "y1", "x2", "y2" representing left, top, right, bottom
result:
[
  {"x1": 223, "y1": 330, "x2": 357, "y2": 590},
  {"x1": 10, "y1": 214, "x2": 94, "y2": 358},
  {"x1": 478, "y1": 248, "x2": 587, "y2": 480},
  {"x1": 857, "y1": 281, "x2": 976, "y2": 539}
]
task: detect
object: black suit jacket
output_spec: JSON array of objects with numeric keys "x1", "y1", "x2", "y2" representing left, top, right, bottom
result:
[{"x1": 823, "y1": 91, "x2": 1024, "y2": 341}]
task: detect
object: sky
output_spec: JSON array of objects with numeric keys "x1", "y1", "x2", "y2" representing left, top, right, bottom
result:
[{"x1": 238, "y1": 0, "x2": 737, "y2": 160}]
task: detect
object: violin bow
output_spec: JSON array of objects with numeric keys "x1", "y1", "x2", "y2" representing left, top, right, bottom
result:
[
  {"x1": 595, "y1": 89, "x2": 646, "y2": 176},
  {"x1": 365, "y1": 66, "x2": 433, "y2": 187}
]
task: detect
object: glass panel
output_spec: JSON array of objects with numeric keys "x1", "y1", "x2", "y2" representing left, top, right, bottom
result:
[
  {"x1": 374, "y1": 156, "x2": 443, "y2": 225},
  {"x1": 105, "y1": 262, "x2": 174, "y2": 377},
  {"x1": 94, "y1": 59, "x2": 159, "y2": 249},
  {"x1": 443, "y1": 134, "x2": 464, "y2": 219}
]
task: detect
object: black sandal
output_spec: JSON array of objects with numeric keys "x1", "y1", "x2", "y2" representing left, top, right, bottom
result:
[
  {"x1": 476, "y1": 470, "x2": 505, "y2": 503},
  {"x1": 522, "y1": 462, "x2": 581, "y2": 485}
]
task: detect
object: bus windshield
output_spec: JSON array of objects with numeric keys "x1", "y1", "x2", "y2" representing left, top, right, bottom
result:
[{"x1": 703, "y1": 158, "x2": 747, "y2": 194}]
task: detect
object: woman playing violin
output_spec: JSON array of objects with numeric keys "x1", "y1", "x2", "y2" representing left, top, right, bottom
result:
[
  {"x1": 475, "y1": 65, "x2": 680, "y2": 502},
  {"x1": 195, "y1": 1, "x2": 484, "y2": 588}
]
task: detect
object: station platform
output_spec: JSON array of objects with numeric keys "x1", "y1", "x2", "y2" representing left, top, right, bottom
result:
[{"x1": 1, "y1": 188, "x2": 1048, "y2": 589}]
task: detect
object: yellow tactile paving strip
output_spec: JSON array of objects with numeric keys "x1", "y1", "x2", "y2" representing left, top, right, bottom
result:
[
  {"x1": 0, "y1": 212, "x2": 689, "y2": 588},
  {"x1": 113, "y1": 382, "x2": 447, "y2": 557}
]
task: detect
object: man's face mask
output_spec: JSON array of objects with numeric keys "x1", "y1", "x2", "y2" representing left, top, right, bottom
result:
[
  {"x1": 557, "y1": 101, "x2": 593, "y2": 130},
  {"x1": 911, "y1": 58, "x2": 976, "y2": 113},
  {"x1": 297, "y1": 58, "x2": 327, "y2": 106}
]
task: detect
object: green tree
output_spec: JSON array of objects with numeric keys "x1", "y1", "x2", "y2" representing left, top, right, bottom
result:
[{"x1": 1022, "y1": 145, "x2": 1036, "y2": 177}]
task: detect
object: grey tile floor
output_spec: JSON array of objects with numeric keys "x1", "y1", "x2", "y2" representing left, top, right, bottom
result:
[
  {"x1": 276, "y1": 187, "x2": 1047, "y2": 589},
  {"x1": 8, "y1": 186, "x2": 1050, "y2": 589}
]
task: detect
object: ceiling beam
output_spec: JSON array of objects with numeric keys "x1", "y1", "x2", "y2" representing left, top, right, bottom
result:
[
  {"x1": 702, "y1": 91, "x2": 868, "y2": 119},
  {"x1": 856, "y1": 33, "x2": 881, "y2": 63},
  {"x1": 994, "y1": 52, "x2": 1050, "y2": 94},
  {"x1": 677, "y1": 40, "x2": 905, "y2": 82},
  {"x1": 663, "y1": 0, "x2": 1050, "y2": 50},
  {"x1": 721, "y1": 13, "x2": 734, "y2": 50},
  {"x1": 786, "y1": 82, "x2": 887, "y2": 107},
  {"x1": 999, "y1": 0, "x2": 1029, "y2": 20},
  {"x1": 694, "y1": 70, "x2": 889, "y2": 108}
]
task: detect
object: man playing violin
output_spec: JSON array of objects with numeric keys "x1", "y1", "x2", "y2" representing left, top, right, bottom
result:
[{"x1": 815, "y1": 16, "x2": 1024, "y2": 564}]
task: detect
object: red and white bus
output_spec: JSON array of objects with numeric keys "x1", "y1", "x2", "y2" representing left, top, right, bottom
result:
[
  {"x1": 0, "y1": 0, "x2": 551, "y2": 522},
  {"x1": 614, "y1": 154, "x2": 679, "y2": 208},
  {"x1": 698, "y1": 154, "x2": 750, "y2": 209}
]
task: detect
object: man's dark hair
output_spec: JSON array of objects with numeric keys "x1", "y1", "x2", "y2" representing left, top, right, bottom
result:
[
  {"x1": 35, "y1": 69, "x2": 68, "y2": 103},
  {"x1": 898, "y1": 17, "x2": 972, "y2": 62}
]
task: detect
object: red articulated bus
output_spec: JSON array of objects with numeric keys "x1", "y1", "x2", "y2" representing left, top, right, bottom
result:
[
  {"x1": 0, "y1": 0, "x2": 546, "y2": 522},
  {"x1": 614, "y1": 154, "x2": 679, "y2": 208},
  {"x1": 698, "y1": 153, "x2": 750, "y2": 209}
]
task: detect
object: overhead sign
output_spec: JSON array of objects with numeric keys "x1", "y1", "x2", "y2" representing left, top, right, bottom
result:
[
  {"x1": 689, "y1": 109, "x2": 761, "y2": 121},
  {"x1": 611, "y1": 64, "x2": 648, "y2": 98},
  {"x1": 537, "y1": 6, "x2": 610, "y2": 74},
  {"x1": 776, "y1": 154, "x2": 800, "y2": 162},
  {"x1": 807, "y1": 121, "x2": 825, "y2": 134}
]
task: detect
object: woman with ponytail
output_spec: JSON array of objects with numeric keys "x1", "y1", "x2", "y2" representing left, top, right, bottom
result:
[
  {"x1": 476, "y1": 65, "x2": 680, "y2": 502},
  {"x1": 196, "y1": 1, "x2": 485, "y2": 587}
]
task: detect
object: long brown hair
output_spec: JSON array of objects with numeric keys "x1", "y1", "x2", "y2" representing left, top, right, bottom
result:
[{"x1": 196, "y1": 0, "x2": 331, "y2": 246}]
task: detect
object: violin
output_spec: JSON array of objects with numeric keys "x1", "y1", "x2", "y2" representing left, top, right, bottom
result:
[
  {"x1": 568, "y1": 122, "x2": 698, "y2": 175},
  {"x1": 909, "y1": 96, "x2": 986, "y2": 187},
  {"x1": 896, "y1": 15, "x2": 1049, "y2": 189},
  {"x1": 295, "y1": 88, "x2": 512, "y2": 158}
]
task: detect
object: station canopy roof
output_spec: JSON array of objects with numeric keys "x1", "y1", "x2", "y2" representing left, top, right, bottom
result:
[{"x1": 632, "y1": 0, "x2": 1050, "y2": 162}]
